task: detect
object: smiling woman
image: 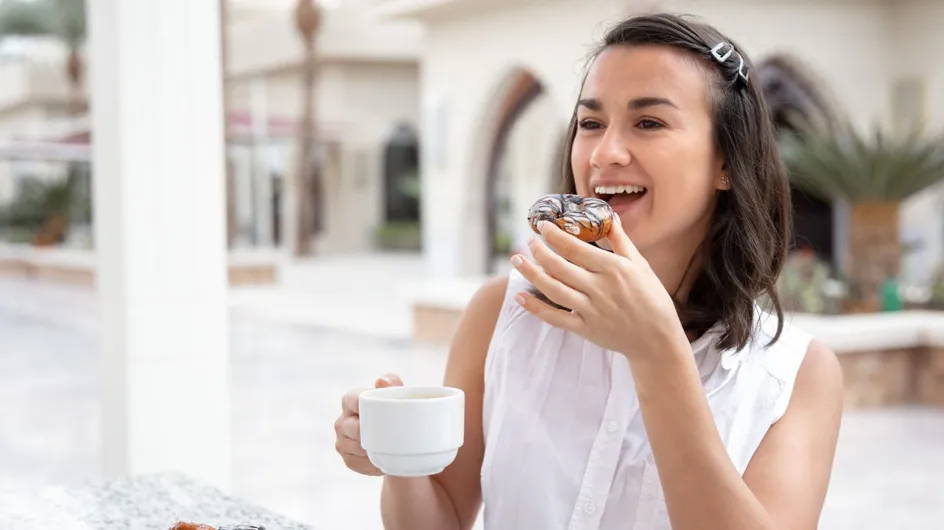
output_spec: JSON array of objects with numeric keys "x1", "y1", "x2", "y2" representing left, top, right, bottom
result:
[
  {"x1": 559, "y1": 23, "x2": 793, "y2": 349},
  {"x1": 335, "y1": 12, "x2": 843, "y2": 530}
]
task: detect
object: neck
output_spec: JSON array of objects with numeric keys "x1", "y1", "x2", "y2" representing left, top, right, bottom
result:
[{"x1": 646, "y1": 244, "x2": 703, "y2": 304}]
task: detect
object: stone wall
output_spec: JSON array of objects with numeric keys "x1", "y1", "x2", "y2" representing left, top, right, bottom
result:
[
  {"x1": 838, "y1": 347, "x2": 944, "y2": 407},
  {"x1": 412, "y1": 302, "x2": 944, "y2": 410},
  {"x1": 917, "y1": 347, "x2": 944, "y2": 405},
  {"x1": 0, "y1": 245, "x2": 279, "y2": 287}
]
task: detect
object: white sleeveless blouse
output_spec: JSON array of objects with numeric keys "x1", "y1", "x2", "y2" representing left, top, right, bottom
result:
[{"x1": 480, "y1": 270, "x2": 813, "y2": 530}]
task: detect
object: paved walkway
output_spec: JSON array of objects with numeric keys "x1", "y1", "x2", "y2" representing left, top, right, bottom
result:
[
  {"x1": 1, "y1": 271, "x2": 943, "y2": 529},
  {"x1": 229, "y1": 251, "x2": 427, "y2": 340}
]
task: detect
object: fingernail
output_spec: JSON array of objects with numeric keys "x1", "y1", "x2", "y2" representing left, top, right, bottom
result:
[
  {"x1": 511, "y1": 255, "x2": 523, "y2": 267},
  {"x1": 537, "y1": 221, "x2": 549, "y2": 232},
  {"x1": 514, "y1": 293, "x2": 527, "y2": 305},
  {"x1": 378, "y1": 376, "x2": 392, "y2": 386}
]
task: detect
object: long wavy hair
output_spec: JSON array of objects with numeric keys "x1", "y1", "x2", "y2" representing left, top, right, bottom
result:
[{"x1": 559, "y1": 14, "x2": 792, "y2": 350}]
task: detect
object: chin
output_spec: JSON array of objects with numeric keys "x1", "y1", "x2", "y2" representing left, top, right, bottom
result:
[
  {"x1": 616, "y1": 214, "x2": 645, "y2": 238},
  {"x1": 612, "y1": 221, "x2": 656, "y2": 253}
]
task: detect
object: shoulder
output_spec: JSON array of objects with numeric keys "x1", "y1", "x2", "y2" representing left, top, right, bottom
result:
[
  {"x1": 440, "y1": 275, "x2": 510, "y2": 402},
  {"x1": 463, "y1": 275, "x2": 509, "y2": 327},
  {"x1": 792, "y1": 339, "x2": 844, "y2": 415},
  {"x1": 446, "y1": 275, "x2": 509, "y2": 362},
  {"x1": 745, "y1": 309, "x2": 843, "y2": 421},
  {"x1": 747, "y1": 308, "x2": 817, "y2": 383}
]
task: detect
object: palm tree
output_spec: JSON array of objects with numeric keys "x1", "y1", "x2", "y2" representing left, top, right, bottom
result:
[
  {"x1": 780, "y1": 121, "x2": 944, "y2": 310},
  {"x1": 0, "y1": 0, "x2": 87, "y2": 115},
  {"x1": 293, "y1": 0, "x2": 322, "y2": 256},
  {"x1": 220, "y1": 0, "x2": 237, "y2": 248},
  {"x1": 0, "y1": 0, "x2": 87, "y2": 245}
]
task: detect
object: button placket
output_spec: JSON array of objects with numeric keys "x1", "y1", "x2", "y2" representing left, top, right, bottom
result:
[{"x1": 567, "y1": 353, "x2": 634, "y2": 530}]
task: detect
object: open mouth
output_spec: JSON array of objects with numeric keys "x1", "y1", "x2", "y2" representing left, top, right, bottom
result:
[{"x1": 594, "y1": 184, "x2": 648, "y2": 205}]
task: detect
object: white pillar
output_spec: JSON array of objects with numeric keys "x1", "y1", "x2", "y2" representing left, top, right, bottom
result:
[
  {"x1": 421, "y1": 94, "x2": 465, "y2": 278},
  {"x1": 90, "y1": 0, "x2": 232, "y2": 489},
  {"x1": 249, "y1": 78, "x2": 273, "y2": 247}
]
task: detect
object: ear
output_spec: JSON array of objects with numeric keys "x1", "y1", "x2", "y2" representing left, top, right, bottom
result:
[{"x1": 716, "y1": 156, "x2": 730, "y2": 191}]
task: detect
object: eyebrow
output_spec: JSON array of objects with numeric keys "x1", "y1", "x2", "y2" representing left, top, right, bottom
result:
[{"x1": 577, "y1": 96, "x2": 680, "y2": 111}]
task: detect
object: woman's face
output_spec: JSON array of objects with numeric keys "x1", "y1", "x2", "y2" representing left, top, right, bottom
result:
[{"x1": 572, "y1": 44, "x2": 728, "y2": 255}]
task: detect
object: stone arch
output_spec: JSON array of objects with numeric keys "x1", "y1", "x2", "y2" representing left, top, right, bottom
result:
[
  {"x1": 382, "y1": 122, "x2": 420, "y2": 223},
  {"x1": 757, "y1": 54, "x2": 840, "y2": 135},
  {"x1": 757, "y1": 54, "x2": 841, "y2": 266},
  {"x1": 470, "y1": 66, "x2": 561, "y2": 274}
]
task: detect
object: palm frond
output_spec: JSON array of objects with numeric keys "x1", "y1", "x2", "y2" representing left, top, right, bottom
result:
[
  {"x1": 780, "y1": 121, "x2": 944, "y2": 202},
  {"x1": 0, "y1": 0, "x2": 56, "y2": 37},
  {"x1": 53, "y1": 0, "x2": 85, "y2": 48},
  {"x1": 0, "y1": 0, "x2": 85, "y2": 48}
]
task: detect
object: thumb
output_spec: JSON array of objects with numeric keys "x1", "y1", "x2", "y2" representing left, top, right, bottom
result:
[
  {"x1": 375, "y1": 373, "x2": 404, "y2": 388},
  {"x1": 606, "y1": 215, "x2": 643, "y2": 262}
]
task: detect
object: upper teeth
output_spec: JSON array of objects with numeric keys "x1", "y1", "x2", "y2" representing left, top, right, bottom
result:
[{"x1": 594, "y1": 185, "x2": 646, "y2": 195}]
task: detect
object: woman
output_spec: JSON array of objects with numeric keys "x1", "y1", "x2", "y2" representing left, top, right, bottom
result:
[{"x1": 335, "y1": 13, "x2": 843, "y2": 530}]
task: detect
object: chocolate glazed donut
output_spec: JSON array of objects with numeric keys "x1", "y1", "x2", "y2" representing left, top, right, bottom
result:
[
  {"x1": 524, "y1": 193, "x2": 616, "y2": 311},
  {"x1": 527, "y1": 194, "x2": 614, "y2": 243}
]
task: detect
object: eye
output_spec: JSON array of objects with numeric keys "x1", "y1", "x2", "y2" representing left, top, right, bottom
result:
[
  {"x1": 578, "y1": 119, "x2": 603, "y2": 130},
  {"x1": 636, "y1": 118, "x2": 665, "y2": 130}
]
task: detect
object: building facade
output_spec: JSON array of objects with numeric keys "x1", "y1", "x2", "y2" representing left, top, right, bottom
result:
[
  {"x1": 375, "y1": 0, "x2": 944, "y2": 285},
  {"x1": 0, "y1": 2, "x2": 425, "y2": 255}
]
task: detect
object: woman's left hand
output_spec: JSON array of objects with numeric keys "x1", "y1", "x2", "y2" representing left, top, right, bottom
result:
[{"x1": 511, "y1": 218, "x2": 688, "y2": 362}]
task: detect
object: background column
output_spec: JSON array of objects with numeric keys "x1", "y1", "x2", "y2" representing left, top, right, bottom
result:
[{"x1": 89, "y1": 0, "x2": 232, "y2": 489}]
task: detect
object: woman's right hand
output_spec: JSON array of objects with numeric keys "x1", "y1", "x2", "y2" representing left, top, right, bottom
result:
[{"x1": 335, "y1": 373, "x2": 404, "y2": 476}]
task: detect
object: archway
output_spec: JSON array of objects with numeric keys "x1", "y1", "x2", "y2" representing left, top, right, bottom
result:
[
  {"x1": 382, "y1": 123, "x2": 421, "y2": 224},
  {"x1": 481, "y1": 68, "x2": 560, "y2": 274},
  {"x1": 757, "y1": 55, "x2": 839, "y2": 266}
]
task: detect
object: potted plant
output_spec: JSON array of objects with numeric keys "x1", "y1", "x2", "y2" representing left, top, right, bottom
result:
[
  {"x1": 779, "y1": 121, "x2": 944, "y2": 312},
  {"x1": 761, "y1": 247, "x2": 839, "y2": 314},
  {"x1": 930, "y1": 264, "x2": 944, "y2": 310}
]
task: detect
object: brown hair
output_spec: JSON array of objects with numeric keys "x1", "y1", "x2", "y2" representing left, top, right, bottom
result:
[{"x1": 560, "y1": 13, "x2": 792, "y2": 350}]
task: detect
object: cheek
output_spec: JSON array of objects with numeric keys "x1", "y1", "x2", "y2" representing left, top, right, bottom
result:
[
  {"x1": 647, "y1": 149, "x2": 718, "y2": 220},
  {"x1": 570, "y1": 140, "x2": 594, "y2": 195},
  {"x1": 651, "y1": 168, "x2": 717, "y2": 224}
]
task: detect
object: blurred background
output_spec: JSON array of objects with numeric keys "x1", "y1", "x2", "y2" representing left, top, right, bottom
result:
[{"x1": 0, "y1": 0, "x2": 942, "y2": 529}]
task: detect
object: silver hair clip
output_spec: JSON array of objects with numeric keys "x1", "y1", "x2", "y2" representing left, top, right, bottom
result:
[{"x1": 710, "y1": 42, "x2": 749, "y2": 84}]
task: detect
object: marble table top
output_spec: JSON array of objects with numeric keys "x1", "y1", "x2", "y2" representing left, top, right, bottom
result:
[{"x1": 0, "y1": 472, "x2": 313, "y2": 530}]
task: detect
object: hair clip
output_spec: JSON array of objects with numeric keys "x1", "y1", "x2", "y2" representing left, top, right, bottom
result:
[{"x1": 710, "y1": 41, "x2": 749, "y2": 84}]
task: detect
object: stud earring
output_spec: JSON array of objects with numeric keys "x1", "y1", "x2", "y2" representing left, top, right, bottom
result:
[{"x1": 721, "y1": 176, "x2": 730, "y2": 186}]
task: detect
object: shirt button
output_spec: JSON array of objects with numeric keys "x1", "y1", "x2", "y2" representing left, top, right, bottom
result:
[
  {"x1": 606, "y1": 420, "x2": 619, "y2": 433},
  {"x1": 585, "y1": 502, "x2": 596, "y2": 515}
]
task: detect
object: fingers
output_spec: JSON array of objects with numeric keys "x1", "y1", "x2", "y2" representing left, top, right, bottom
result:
[
  {"x1": 336, "y1": 374, "x2": 405, "y2": 477},
  {"x1": 376, "y1": 373, "x2": 403, "y2": 388},
  {"x1": 335, "y1": 423, "x2": 380, "y2": 476},
  {"x1": 341, "y1": 389, "x2": 365, "y2": 416},
  {"x1": 334, "y1": 416, "x2": 366, "y2": 455},
  {"x1": 334, "y1": 421, "x2": 364, "y2": 454},
  {"x1": 514, "y1": 290, "x2": 586, "y2": 333},
  {"x1": 341, "y1": 372, "x2": 403, "y2": 420},
  {"x1": 538, "y1": 221, "x2": 606, "y2": 272},
  {"x1": 334, "y1": 413, "x2": 373, "y2": 473},
  {"x1": 511, "y1": 253, "x2": 589, "y2": 312},
  {"x1": 337, "y1": 415, "x2": 362, "y2": 443},
  {"x1": 528, "y1": 234, "x2": 594, "y2": 290}
]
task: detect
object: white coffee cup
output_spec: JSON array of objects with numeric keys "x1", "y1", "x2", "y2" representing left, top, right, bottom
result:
[{"x1": 358, "y1": 385, "x2": 465, "y2": 477}]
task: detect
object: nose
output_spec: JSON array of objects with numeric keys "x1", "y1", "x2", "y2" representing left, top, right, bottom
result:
[{"x1": 590, "y1": 125, "x2": 632, "y2": 169}]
